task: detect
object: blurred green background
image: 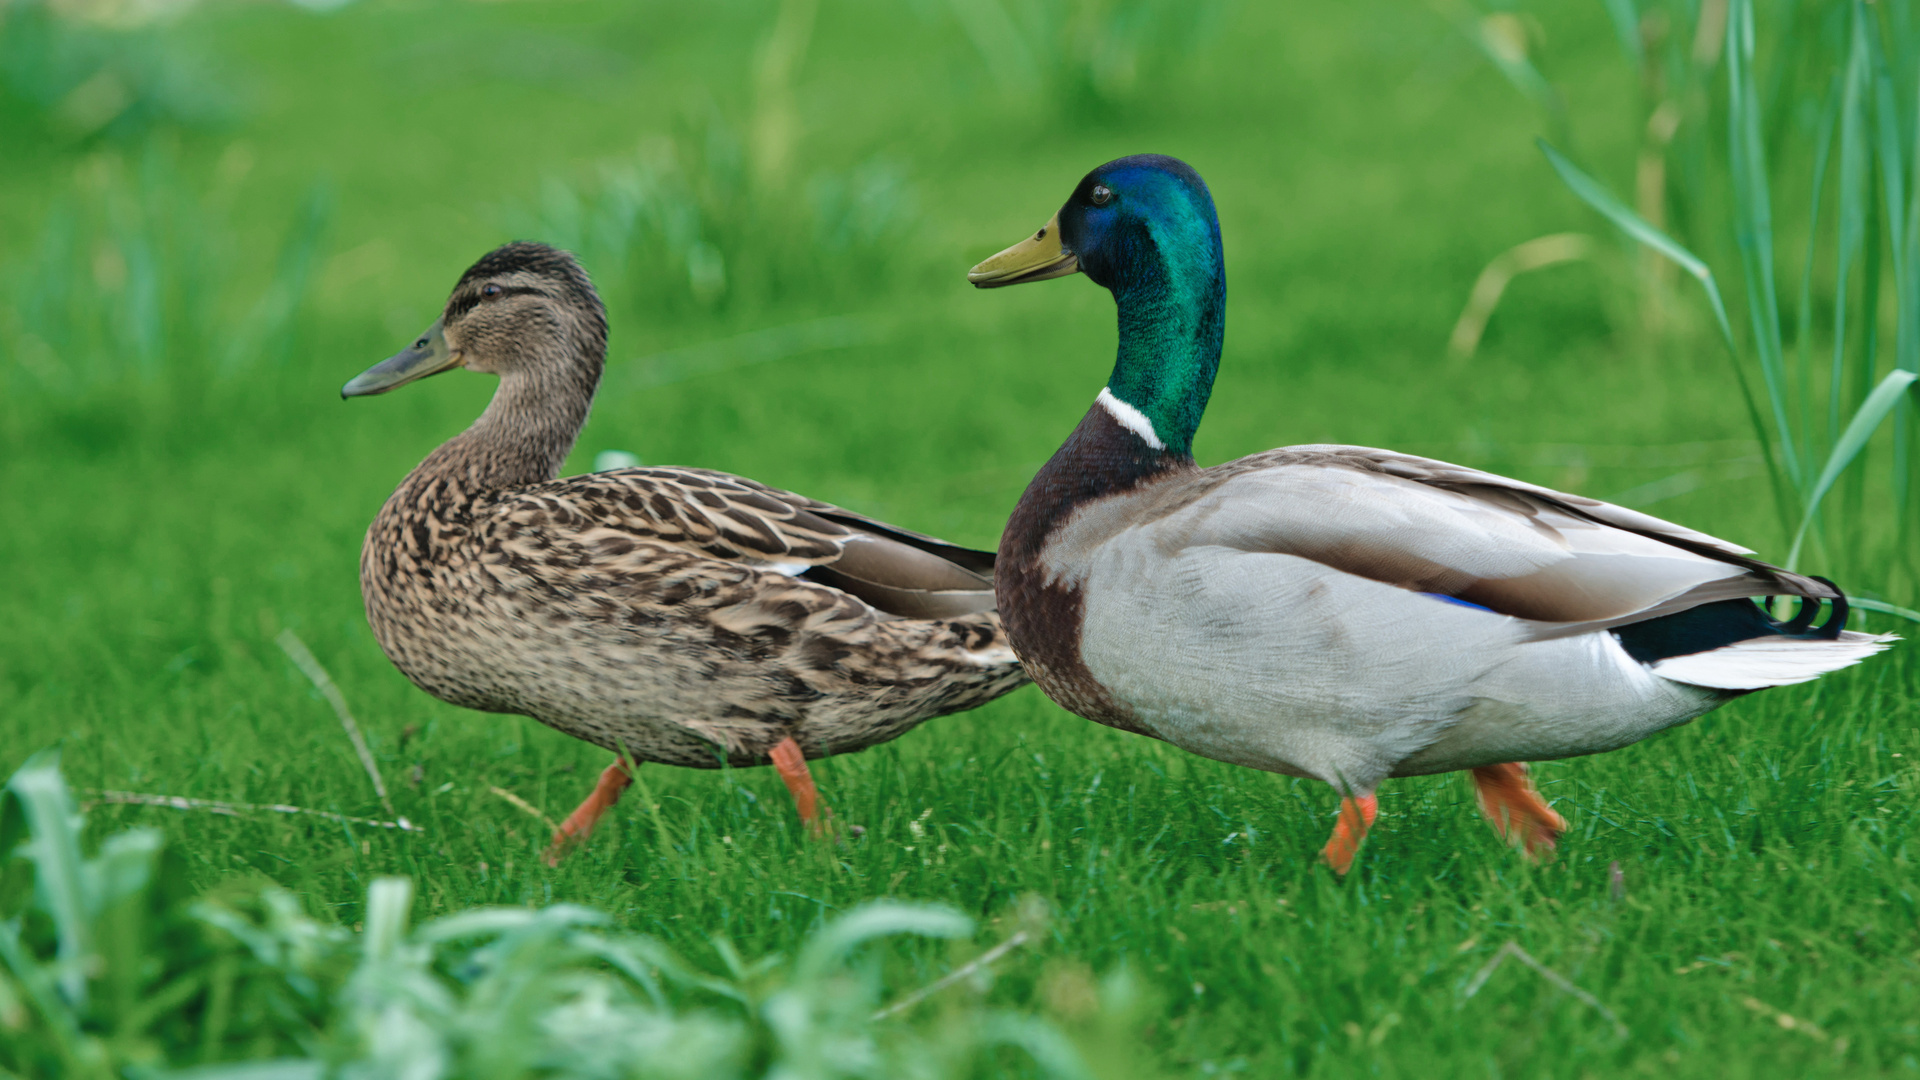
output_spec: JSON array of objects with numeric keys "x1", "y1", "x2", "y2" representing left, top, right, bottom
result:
[{"x1": 2, "y1": 0, "x2": 1917, "y2": 1075}]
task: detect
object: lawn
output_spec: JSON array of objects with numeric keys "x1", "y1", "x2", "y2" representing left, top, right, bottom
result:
[{"x1": 2, "y1": 0, "x2": 1917, "y2": 1075}]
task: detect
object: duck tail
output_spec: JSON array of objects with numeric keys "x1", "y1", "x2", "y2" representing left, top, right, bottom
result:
[{"x1": 1635, "y1": 579, "x2": 1899, "y2": 690}]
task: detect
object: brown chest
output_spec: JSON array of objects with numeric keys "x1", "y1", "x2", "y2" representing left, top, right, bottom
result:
[
  {"x1": 995, "y1": 402, "x2": 1199, "y2": 741},
  {"x1": 995, "y1": 558, "x2": 1156, "y2": 740}
]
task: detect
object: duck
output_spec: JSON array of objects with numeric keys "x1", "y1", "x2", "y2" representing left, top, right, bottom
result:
[
  {"x1": 343, "y1": 242, "x2": 1027, "y2": 862},
  {"x1": 968, "y1": 154, "x2": 1895, "y2": 874}
]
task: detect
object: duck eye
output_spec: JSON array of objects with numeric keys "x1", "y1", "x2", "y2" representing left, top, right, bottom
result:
[
  {"x1": 1090, "y1": 184, "x2": 1112, "y2": 206},
  {"x1": 482, "y1": 284, "x2": 502, "y2": 297}
]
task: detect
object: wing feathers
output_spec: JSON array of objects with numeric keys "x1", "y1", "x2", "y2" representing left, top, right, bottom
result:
[
  {"x1": 1133, "y1": 446, "x2": 1833, "y2": 631},
  {"x1": 490, "y1": 467, "x2": 996, "y2": 620},
  {"x1": 807, "y1": 508, "x2": 999, "y2": 576}
]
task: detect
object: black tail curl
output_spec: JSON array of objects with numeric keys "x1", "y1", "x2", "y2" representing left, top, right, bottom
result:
[
  {"x1": 1612, "y1": 576, "x2": 1850, "y2": 664},
  {"x1": 1776, "y1": 576, "x2": 1848, "y2": 640}
]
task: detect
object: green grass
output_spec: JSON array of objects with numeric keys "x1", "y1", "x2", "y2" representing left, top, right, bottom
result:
[{"x1": 2, "y1": 0, "x2": 1917, "y2": 1074}]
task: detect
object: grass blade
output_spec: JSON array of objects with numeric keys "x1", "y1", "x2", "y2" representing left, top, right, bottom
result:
[
  {"x1": 944, "y1": 0, "x2": 1040, "y2": 97},
  {"x1": 0, "y1": 920, "x2": 88, "y2": 1074},
  {"x1": 1602, "y1": 0, "x2": 1641, "y2": 71},
  {"x1": 1461, "y1": 941, "x2": 1629, "y2": 1040},
  {"x1": 86, "y1": 790, "x2": 419, "y2": 832},
  {"x1": 5, "y1": 758, "x2": 91, "y2": 1008},
  {"x1": 1787, "y1": 368, "x2": 1920, "y2": 567},
  {"x1": 221, "y1": 183, "x2": 330, "y2": 375},
  {"x1": 1872, "y1": 31, "x2": 1908, "y2": 286},
  {"x1": 1794, "y1": 75, "x2": 1843, "y2": 473},
  {"x1": 1447, "y1": 233, "x2": 1593, "y2": 362},
  {"x1": 155, "y1": 1063, "x2": 327, "y2": 1080},
  {"x1": 1726, "y1": 0, "x2": 1801, "y2": 487},
  {"x1": 1537, "y1": 139, "x2": 1735, "y2": 347},
  {"x1": 1830, "y1": 6, "x2": 1872, "y2": 449},
  {"x1": 360, "y1": 878, "x2": 413, "y2": 963},
  {"x1": 1877, "y1": 14, "x2": 1920, "y2": 529},
  {"x1": 275, "y1": 630, "x2": 399, "y2": 825},
  {"x1": 794, "y1": 901, "x2": 972, "y2": 981},
  {"x1": 485, "y1": 786, "x2": 560, "y2": 835},
  {"x1": 872, "y1": 929, "x2": 1032, "y2": 1020},
  {"x1": 1459, "y1": 8, "x2": 1567, "y2": 141},
  {"x1": 1538, "y1": 137, "x2": 1789, "y2": 527},
  {"x1": 1852, "y1": 597, "x2": 1920, "y2": 623}
]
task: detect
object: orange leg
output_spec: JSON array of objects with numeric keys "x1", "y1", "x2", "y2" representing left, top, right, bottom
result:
[
  {"x1": 1471, "y1": 762, "x2": 1566, "y2": 859},
  {"x1": 769, "y1": 735, "x2": 829, "y2": 837},
  {"x1": 542, "y1": 759, "x2": 633, "y2": 867},
  {"x1": 1320, "y1": 792, "x2": 1378, "y2": 876}
]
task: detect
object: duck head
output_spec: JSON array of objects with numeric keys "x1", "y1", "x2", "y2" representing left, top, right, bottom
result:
[
  {"x1": 968, "y1": 155, "x2": 1225, "y2": 459},
  {"x1": 342, "y1": 241, "x2": 608, "y2": 399}
]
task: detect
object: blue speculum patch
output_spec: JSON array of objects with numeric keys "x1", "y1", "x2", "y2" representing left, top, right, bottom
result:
[{"x1": 1421, "y1": 592, "x2": 1494, "y2": 613}]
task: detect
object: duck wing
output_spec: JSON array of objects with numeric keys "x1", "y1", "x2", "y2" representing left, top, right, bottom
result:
[
  {"x1": 1120, "y1": 445, "x2": 1837, "y2": 637},
  {"x1": 490, "y1": 466, "x2": 997, "y2": 619}
]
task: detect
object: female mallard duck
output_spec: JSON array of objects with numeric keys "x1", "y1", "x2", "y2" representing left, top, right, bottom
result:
[
  {"x1": 343, "y1": 242, "x2": 1025, "y2": 860},
  {"x1": 969, "y1": 155, "x2": 1895, "y2": 874}
]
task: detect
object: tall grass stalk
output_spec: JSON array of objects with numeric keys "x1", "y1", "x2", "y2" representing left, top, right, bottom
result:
[{"x1": 1531, "y1": 0, "x2": 1920, "y2": 612}]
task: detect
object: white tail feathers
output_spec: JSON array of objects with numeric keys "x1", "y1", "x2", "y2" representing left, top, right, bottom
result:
[{"x1": 1651, "y1": 630, "x2": 1898, "y2": 690}]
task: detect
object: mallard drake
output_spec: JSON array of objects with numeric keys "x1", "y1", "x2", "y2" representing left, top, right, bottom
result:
[
  {"x1": 969, "y1": 155, "x2": 1895, "y2": 874},
  {"x1": 344, "y1": 242, "x2": 1026, "y2": 861}
]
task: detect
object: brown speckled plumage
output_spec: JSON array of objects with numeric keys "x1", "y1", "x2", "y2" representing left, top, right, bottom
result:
[{"x1": 354, "y1": 243, "x2": 1026, "y2": 773}]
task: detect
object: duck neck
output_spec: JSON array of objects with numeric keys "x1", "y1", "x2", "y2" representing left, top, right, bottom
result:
[
  {"x1": 421, "y1": 352, "x2": 601, "y2": 496},
  {"x1": 1002, "y1": 399, "x2": 1193, "y2": 566},
  {"x1": 1102, "y1": 221, "x2": 1225, "y2": 460},
  {"x1": 1001, "y1": 226, "x2": 1224, "y2": 563}
]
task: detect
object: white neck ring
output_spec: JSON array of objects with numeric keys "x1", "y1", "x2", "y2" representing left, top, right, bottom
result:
[{"x1": 1096, "y1": 387, "x2": 1166, "y2": 450}]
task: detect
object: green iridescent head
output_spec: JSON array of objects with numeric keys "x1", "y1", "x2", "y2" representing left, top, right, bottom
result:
[{"x1": 971, "y1": 154, "x2": 1226, "y2": 456}]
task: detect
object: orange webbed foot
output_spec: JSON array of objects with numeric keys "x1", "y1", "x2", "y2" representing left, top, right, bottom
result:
[
  {"x1": 770, "y1": 735, "x2": 833, "y2": 839},
  {"x1": 1471, "y1": 762, "x2": 1566, "y2": 859},
  {"x1": 543, "y1": 758, "x2": 634, "y2": 866},
  {"x1": 1320, "y1": 792, "x2": 1378, "y2": 875}
]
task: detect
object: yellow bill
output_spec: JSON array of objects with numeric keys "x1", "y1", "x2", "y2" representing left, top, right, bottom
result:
[{"x1": 967, "y1": 212, "x2": 1080, "y2": 288}]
